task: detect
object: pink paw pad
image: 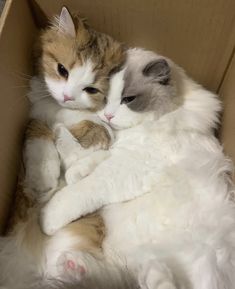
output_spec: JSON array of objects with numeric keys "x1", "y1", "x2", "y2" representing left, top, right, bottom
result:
[
  {"x1": 65, "y1": 259, "x2": 86, "y2": 276},
  {"x1": 66, "y1": 260, "x2": 76, "y2": 270},
  {"x1": 78, "y1": 265, "x2": 86, "y2": 276}
]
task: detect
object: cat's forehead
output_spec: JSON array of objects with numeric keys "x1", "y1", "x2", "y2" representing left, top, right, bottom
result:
[
  {"x1": 107, "y1": 48, "x2": 174, "y2": 113},
  {"x1": 41, "y1": 26, "x2": 125, "y2": 78},
  {"x1": 68, "y1": 60, "x2": 95, "y2": 85},
  {"x1": 108, "y1": 63, "x2": 145, "y2": 102},
  {"x1": 108, "y1": 68, "x2": 126, "y2": 102}
]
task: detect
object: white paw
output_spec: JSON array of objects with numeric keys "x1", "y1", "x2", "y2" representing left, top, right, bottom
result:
[
  {"x1": 139, "y1": 260, "x2": 176, "y2": 289},
  {"x1": 65, "y1": 162, "x2": 90, "y2": 185},
  {"x1": 57, "y1": 252, "x2": 87, "y2": 281},
  {"x1": 65, "y1": 166, "x2": 83, "y2": 185},
  {"x1": 53, "y1": 123, "x2": 66, "y2": 135},
  {"x1": 40, "y1": 195, "x2": 67, "y2": 235},
  {"x1": 65, "y1": 151, "x2": 110, "y2": 185},
  {"x1": 40, "y1": 185, "x2": 80, "y2": 235},
  {"x1": 54, "y1": 123, "x2": 78, "y2": 153}
]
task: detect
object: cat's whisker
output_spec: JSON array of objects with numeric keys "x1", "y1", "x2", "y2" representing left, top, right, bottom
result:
[
  {"x1": 12, "y1": 71, "x2": 34, "y2": 79},
  {"x1": 11, "y1": 85, "x2": 31, "y2": 89}
]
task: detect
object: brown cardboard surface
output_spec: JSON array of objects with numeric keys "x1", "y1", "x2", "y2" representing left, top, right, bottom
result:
[
  {"x1": 0, "y1": 0, "x2": 37, "y2": 233},
  {"x1": 220, "y1": 50, "x2": 235, "y2": 172},
  {"x1": 34, "y1": 0, "x2": 235, "y2": 92}
]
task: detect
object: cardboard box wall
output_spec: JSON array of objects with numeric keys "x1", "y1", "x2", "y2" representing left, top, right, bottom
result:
[{"x1": 0, "y1": 0, "x2": 234, "y2": 234}]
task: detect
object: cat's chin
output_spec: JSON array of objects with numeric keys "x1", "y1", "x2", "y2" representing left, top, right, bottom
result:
[
  {"x1": 98, "y1": 118, "x2": 124, "y2": 130},
  {"x1": 58, "y1": 101, "x2": 79, "y2": 109},
  {"x1": 56, "y1": 99, "x2": 89, "y2": 110},
  {"x1": 109, "y1": 122, "x2": 134, "y2": 131}
]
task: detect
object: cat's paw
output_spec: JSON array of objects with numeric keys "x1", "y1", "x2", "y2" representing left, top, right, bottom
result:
[
  {"x1": 57, "y1": 252, "x2": 87, "y2": 281},
  {"x1": 65, "y1": 151, "x2": 110, "y2": 185},
  {"x1": 40, "y1": 195, "x2": 68, "y2": 235},
  {"x1": 65, "y1": 166, "x2": 83, "y2": 184},
  {"x1": 40, "y1": 185, "x2": 80, "y2": 235},
  {"x1": 138, "y1": 260, "x2": 177, "y2": 289},
  {"x1": 65, "y1": 160, "x2": 92, "y2": 184},
  {"x1": 54, "y1": 123, "x2": 77, "y2": 148}
]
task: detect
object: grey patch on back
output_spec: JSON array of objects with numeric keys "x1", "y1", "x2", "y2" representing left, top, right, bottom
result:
[{"x1": 121, "y1": 50, "x2": 177, "y2": 115}]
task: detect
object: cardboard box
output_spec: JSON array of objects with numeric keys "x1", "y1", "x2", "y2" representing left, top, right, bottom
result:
[{"x1": 0, "y1": 0, "x2": 234, "y2": 234}]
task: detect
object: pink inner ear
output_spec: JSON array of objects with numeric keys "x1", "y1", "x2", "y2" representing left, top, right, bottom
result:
[{"x1": 59, "y1": 7, "x2": 76, "y2": 37}]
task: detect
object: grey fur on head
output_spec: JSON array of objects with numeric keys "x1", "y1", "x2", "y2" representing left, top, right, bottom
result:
[{"x1": 122, "y1": 48, "x2": 178, "y2": 114}]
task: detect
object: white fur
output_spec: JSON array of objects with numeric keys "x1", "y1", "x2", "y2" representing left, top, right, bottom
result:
[
  {"x1": 98, "y1": 69, "x2": 149, "y2": 129},
  {"x1": 41, "y1": 49, "x2": 235, "y2": 288},
  {"x1": 24, "y1": 138, "x2": 60, "y2": 195},
  {"x1": 54, "y1": 123, "x2": 111, "y2": 184},
  {"x1": 1, "y1": 49, "x2": 235, "y2": 289},
  {"x1": 45, "y1": 61, "x2": 96, "y2": 110},
  {"x1": 0, "y1": 210, "x2": 135, "y2": 289},
  {"x1": 24, "y1": 76, "x2": 110, "y2": 196}
]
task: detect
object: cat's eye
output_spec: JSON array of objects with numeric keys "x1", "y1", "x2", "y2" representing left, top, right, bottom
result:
[
  {"x1": 121, "y1": 95, "x2": 137, "y2": 104},
  {"x1": 83, "y1": 87, "x2": 100, "y2": 94},
  {"x1": 58, "y1": 63, "x2": 69, "y2": 79}
]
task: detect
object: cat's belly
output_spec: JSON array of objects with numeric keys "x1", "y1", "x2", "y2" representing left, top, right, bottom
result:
[
  {"x1": 101, "y1": 166, "x2": 234, "y2": 264},
  {"x1": 101, "y1": 172, "x2": 194, "y2": 258}
]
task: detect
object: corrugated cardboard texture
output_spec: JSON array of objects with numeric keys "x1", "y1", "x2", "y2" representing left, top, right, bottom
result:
[
  {"x1": 220, "y1": 51, "x2": 235, "y2": 175},
  {"x1": 35, "y1": 0, "x2": 235, "y2": 92},
  {"x1": 0, "y1": 0, "x2": 36, "y2": 233}
]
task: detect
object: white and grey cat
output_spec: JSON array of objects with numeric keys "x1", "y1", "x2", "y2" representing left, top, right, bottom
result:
[{"x1": 41, "y1": 48, "x2": 235, "y2": 289}]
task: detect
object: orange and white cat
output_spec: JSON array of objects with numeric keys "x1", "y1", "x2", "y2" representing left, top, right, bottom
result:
[
  {"x1": 24, "y1": 7, "x2": 125, "y2": 199},
  {"x1": 0, "y1": 7, "x2": 129, "y2": 289}
]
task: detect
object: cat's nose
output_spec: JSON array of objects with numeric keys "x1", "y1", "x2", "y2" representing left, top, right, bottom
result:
[
  {"x1": 104, "y1": 113, "x2": 114, "y2": 121},
  {"x1": 63, "y1": 94, "x2": 74, "y2": 102}
]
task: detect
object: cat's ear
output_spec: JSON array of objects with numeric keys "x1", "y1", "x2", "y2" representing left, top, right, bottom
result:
[
  {"x1": 143, "y1": 59, "x2": 170, "y2": 85},
  {"x1": 58, "y1": 7, "x2": 76, "y2": 37}
]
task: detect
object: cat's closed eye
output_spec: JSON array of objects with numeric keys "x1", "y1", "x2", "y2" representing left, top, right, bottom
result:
[
  {"x1": 121, "y1": 95, "x2": 137, "y2": 104},
  {"x1": 83, "y1": 87, "x2": 100, "y2": 94},
  {"x1": 58, "y1": 63, "x2": 69, "y2": 79}
]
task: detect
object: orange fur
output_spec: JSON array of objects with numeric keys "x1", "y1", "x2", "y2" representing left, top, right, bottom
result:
[
  {"x1": 34, "y1": 13, "x2": 126, "y2": 112},
  {"x1": 69, "y1": 120, "x2": 111, "y2": 150},
  {"x1": 5, "y1": 9, "x2": 124, "y2": 277},
  {"x1": 25, "y1": 119, "x2": 54, "y2": 141}
]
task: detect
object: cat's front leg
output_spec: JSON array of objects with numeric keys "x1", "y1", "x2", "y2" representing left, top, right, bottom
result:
[
  {"x1": 54, "y1": 123, "x2": 86, "y2": 170},
  {"x1": 24, "y1": 120, "x2": 60, "y2": 197},
  {"x1": 65, "y1": 150, "x2": 111, "y2": 184},
  {"x1": 40, "y1": 179, "x2": 103, "y2": 235},
  {"x1": 41, "y1": 162, "x2": 146, "y2": 235}
]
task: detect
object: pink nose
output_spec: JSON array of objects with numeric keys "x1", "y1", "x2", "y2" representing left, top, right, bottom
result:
[
  {"x1": 104, "y1": 113, "x2": 114, "y2": 121},
  {"x1": 63, "y1": 94, "x2": 74, "y2": 102}
]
